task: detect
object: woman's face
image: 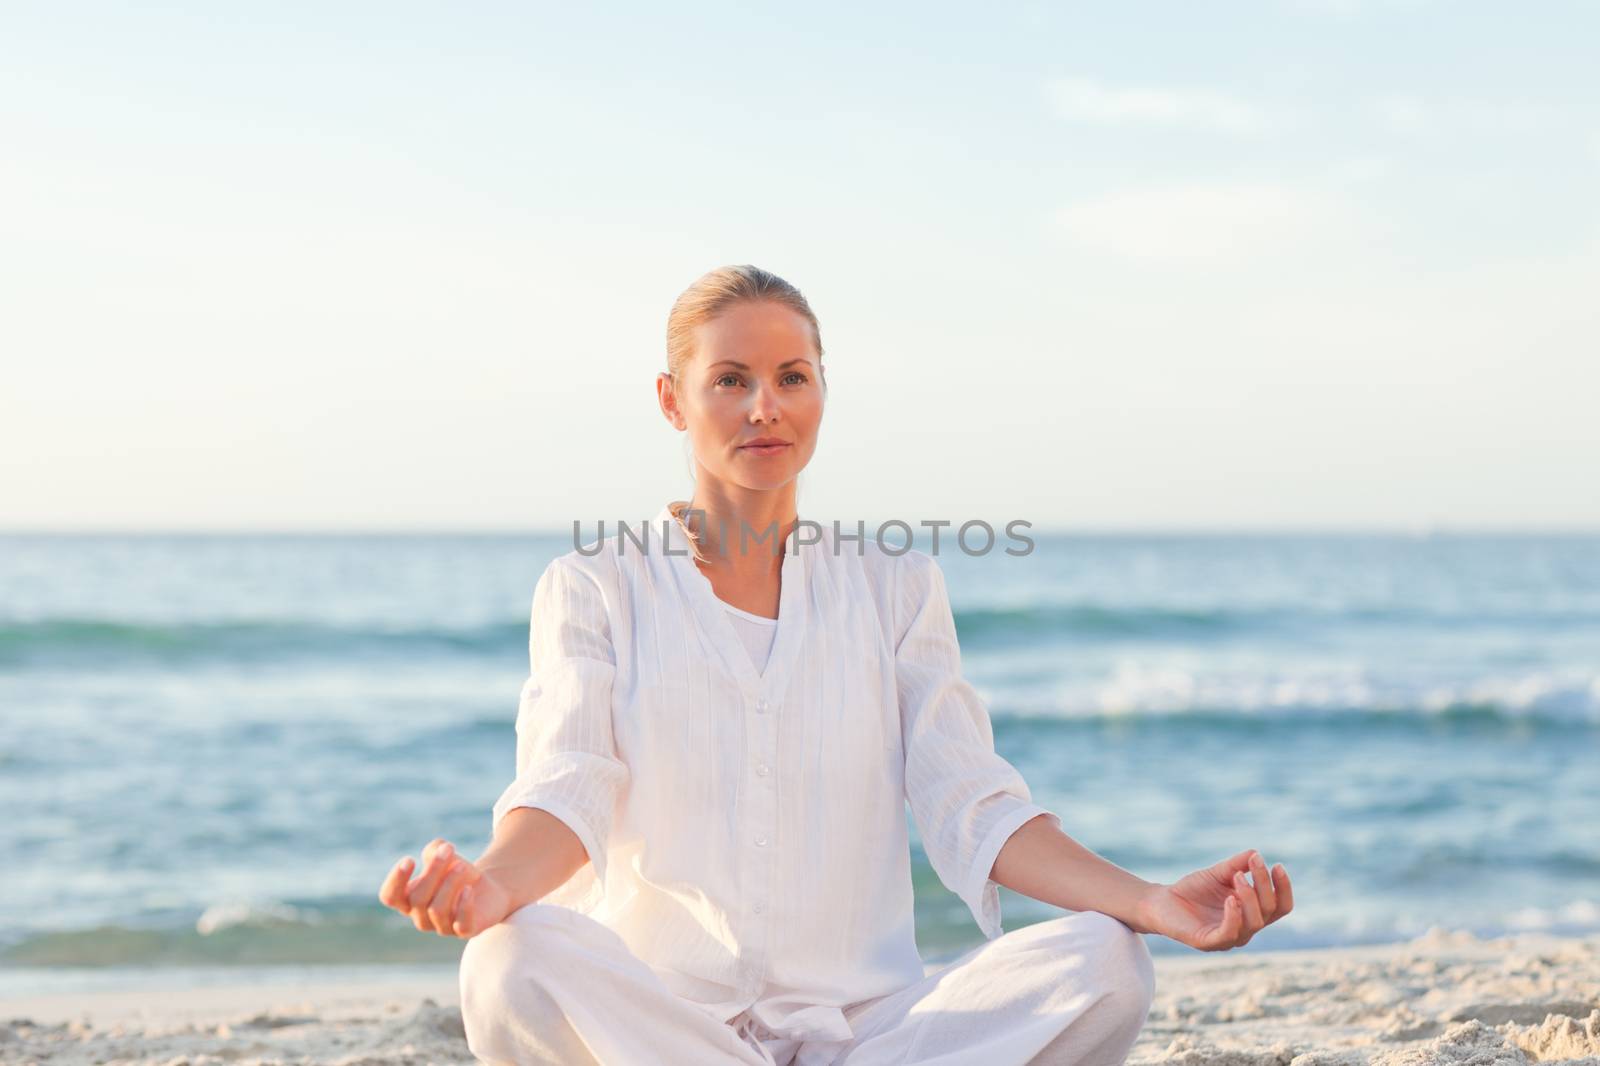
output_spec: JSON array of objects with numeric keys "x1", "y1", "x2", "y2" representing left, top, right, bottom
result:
[{"x1": 663, "y1": 299, "x2": 825, "y2": 493}]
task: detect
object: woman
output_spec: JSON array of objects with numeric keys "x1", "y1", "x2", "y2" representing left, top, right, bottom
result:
[{"x1": 378, "y1": 265, "x2": 1294, "y2": 1065}]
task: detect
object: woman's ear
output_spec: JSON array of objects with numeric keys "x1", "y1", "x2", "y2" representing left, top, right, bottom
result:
[{"x1": 657, "y1": 372, "x2": 686, "y2": 430}]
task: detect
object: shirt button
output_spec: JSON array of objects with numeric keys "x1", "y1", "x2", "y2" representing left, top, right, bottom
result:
[
  {"x1": 755, "y1": 763, "x2": 769, "y2": 776},
  {"x1": 753, "y1": 902, "x2": 765, "y2": 914},
  {"x1": 754, "y1": 834, "x2": 768, "y2": 847},
  {"x1": 755, "y1": 698, "x2": 769, "y2": 713}
]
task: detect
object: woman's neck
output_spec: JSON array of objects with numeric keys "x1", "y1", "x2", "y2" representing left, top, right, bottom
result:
[{"x1": 674, "y1": 489, "x2": 798, "y2": 572}]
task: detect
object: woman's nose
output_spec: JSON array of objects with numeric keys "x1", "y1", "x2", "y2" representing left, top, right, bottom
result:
[{"x1": 747, "y1": 386, "x2": 780, "y2": 422}]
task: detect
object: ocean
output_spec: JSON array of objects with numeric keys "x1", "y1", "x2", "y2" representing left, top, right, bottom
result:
[{"x1": 2, "y1": 529, "x2": 1596, "y2": 984}]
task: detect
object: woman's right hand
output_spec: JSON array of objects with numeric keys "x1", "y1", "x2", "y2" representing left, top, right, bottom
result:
[{"x1": 378, "y1": 838, "x2": 513, "y2": 939}]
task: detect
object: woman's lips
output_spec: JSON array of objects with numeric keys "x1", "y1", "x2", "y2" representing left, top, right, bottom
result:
[{"x1": 739, "y1": 442, "x2": 791, "y2": 456}]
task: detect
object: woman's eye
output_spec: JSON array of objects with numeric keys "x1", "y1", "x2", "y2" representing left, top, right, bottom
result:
[{"x1": 714, "y1": 371, "x2": 806, "y2": 387}]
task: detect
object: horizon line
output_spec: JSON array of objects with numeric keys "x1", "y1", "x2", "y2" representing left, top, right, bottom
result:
[{"x1": 4, "y1": 523, "x2": 1599, "y2": 538}]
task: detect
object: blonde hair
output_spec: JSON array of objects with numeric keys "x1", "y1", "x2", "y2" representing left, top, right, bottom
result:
[
  {"x1": 665, "y1": 264, "x2": 826, "y2": 390},
  {"x1": 664, "y1": 265, "x2": 825, "y2": 564},
  {"x1": 666, "y1": 499, "x2": 708, "y2": 564}
]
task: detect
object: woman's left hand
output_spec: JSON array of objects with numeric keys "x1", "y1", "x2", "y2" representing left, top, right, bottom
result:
[{"x1": 1135, "y1": 849, "x2": 1294, "y2": 951}]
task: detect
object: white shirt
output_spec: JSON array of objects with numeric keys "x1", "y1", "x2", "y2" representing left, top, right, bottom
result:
[
  {"x1": 490, "y1": 501, "x2": 1059, "y2": 1046},
  {"x1": 723, "y1": 601, "x2": 778, "y2": 676}
]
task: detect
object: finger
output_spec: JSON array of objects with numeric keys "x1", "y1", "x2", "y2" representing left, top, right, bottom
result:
[
  {"x1": 446, "y1": 865, "x2": 483, "y2": 936},
  {"x1": 1208, "y1": 848, "x2": 1257, "y2": 884},
  {"x1": 1272, "y1": 863, "x2": 1294, "y2": 915},
  {"x1": 408, "y1": 838, "x2": 448, "y2": 890},
  {"x1": 379, "y1": 856, "x2": 415, "y2": 912},
  {"x1": 404, "y1": 845, "x2": 432, "y2": 894},
  {"x1": 1233, "y1": 871, "x2": 1264, "y2": 940},
  {"x1": 427, "y1": 860, "x2": 473, "y2": 935},
  {"x1": 454, "y1": 865, "x2": 488, "y2": 936},
  {"x1": 406, "y1": 841, "x2": 457, "y2": 910},
  {"x1": 411, "y1": 856, "x2": 462, "y2": 932},
  {"x1": 454, "y1": 883, "x2": 477, "y2": 938},
  {"x1": 1211, "y1": 895, "x2": 1242, "y2": 951},
  {"x1": 1249, "y1": 852, "x2": 1279, "y2": 920},
  {"x1": 406, "y1": 838, "x2": 457, "y2": 928}
]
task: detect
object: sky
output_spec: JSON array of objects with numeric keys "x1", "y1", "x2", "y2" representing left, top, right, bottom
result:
[{"x1": 2, "y1": 1, "x2": 1597, "y2": 532}]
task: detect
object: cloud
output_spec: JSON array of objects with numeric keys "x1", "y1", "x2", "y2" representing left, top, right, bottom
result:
[
  {"x1": 1373, "y1": 94, "x2": 1431, "y2": 133},
  {"x1": 1372, "y1": 94, "x2": 1560, "y2": 135},
  {"x1": 1051, "y1": 180, "x2": 1349, "y2": 264},
  {"x1": 1274, "y1": 0, "x2": 1437, "y2": 13},
  {"x1": 1328, "y1": 156, "x2": 1390, "y2": 185},
  {"x1": 1046, "y1": 76, "x2": 1271, "y2": 135}
]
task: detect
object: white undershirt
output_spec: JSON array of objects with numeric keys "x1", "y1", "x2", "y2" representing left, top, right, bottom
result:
[{"x1": 722, "y1": 602, "x2": 778, "y2": 677}]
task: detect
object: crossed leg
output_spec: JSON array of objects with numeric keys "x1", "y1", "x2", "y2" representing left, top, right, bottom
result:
[
  {"x1": 461, "y1": 904, "x2": 1155, "y2": 1066},
  {"x1": 793, "y1": 910, "x2": 1157, "y2": 1066},
  {"x1": 459, "y1": 902, "x2": 768, "y2": 1065}
]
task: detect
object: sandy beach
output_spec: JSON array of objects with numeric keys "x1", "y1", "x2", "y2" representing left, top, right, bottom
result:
[{"x1": 3, "y1": 927, "x2": 1596, "y2": 1064}]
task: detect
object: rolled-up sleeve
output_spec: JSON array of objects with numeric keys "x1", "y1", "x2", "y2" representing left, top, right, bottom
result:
[
  {"x1": 893, "y1": 549, "x2": 1059, "y2": 940},
  {"x1": 490, "y1": 556, "x2": 630, "y2": 916}
]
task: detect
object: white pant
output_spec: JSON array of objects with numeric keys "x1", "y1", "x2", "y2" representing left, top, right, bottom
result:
[{"x1": 459, "y1": 903, "x2": 1155, "y2": 1065}]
